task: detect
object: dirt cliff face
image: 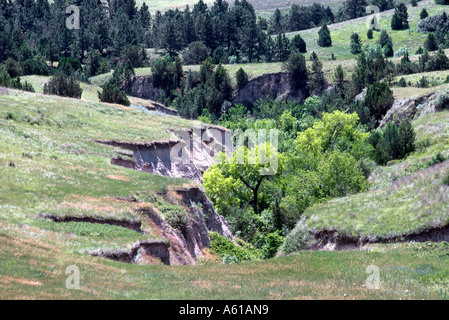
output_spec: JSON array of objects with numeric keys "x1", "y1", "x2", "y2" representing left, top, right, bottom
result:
[
  {"x1": 125, "y1": 76, "x2": 165, "y2": 102},
  {"x1": 231, "y1": 72, "x2": 306, "y2": 107}
]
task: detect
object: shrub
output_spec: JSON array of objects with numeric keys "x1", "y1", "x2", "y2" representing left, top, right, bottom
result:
[
  {"x1": 98, "y1": 81, "x2": 130, "y2": 106},
  {"x1": 0, "y1": 67, "x2": 34, "y2": 92},
  {"x1": 394, "y1": 47, "x2": 409, "y2": 58},
  {"x1": 260, "y1": 231, "x2": 284, "y2": 259},
  {"x1": 43, "y1": 72, "x2": 82, "y2": 98},
  {"x1": 236, "y1": 67, "x2": 249, "y2": 89},
  {"x1": 164, "y1": 207, "x2": 188, "y2": 231},
  {"x1": 424, "y1": 33, "x2": 439, "y2": 52},
  {"x1": 398, "y1": 77, "x2": 407, "y2": 87},
  {"x1": 57, "y1": 57, "x2": 82, "y2": 75},
  {"x1": 209, "y1": 232, "x2": 261, "y2": 263},
  {"x1": 21, "y1": 57, "x2": 49, "y2": 76},
  {"x1": 443, "y1": 171, "x2": 449, "y2": 186},
  {"x1": 367, "y1": 29, "x2": 373, "y2": 39},
  {"x1": 417, "y1": 76, "x2": 429, "y2": 88},
  {"x1": 182, "y1": 41, "x2": 209, "y2": 65},
  {"x1": 383, "y1": 42, "x2": 394, "y2": 57},
  {"x1": 4, "y1": 58, "x2": 22, "y2": 78},
  {"x1": 428, "y1": 152, "x2": 446, "y2": 167},
  {"x1": 435, "y1": 90, "x2": 449, "y2": 110}
]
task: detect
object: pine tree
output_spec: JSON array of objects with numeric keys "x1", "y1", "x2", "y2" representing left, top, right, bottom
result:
[
  {"x1": 290, "y1": 34, "x2": 307, "y2": 53},
  {"x1": 317, "y1": 23, "x2": 332, "y2": 47},
  {"x1": 334, "y1": 64, "x2": 345, "y2": 90},
  {"x1": 391, "y1": 4, "x2": 409, "y2": 30},
  {"x1": 424, "y1": 33, "x2": 438, "y2": 52},
  {"x1": 420, "y1": 9, "x2": 429, "y2": 20},
  {"x1": 350, "y1": 33, "x2": 362, "y2": 54},
  {"x1": 283, "y1": 53, "x2": 308, "y2": 92},
  {"x1": 309, "y1": 56, "x2": 327, "y2": 95}
]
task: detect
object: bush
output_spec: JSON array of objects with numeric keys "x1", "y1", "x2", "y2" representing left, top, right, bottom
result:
[
  {"x1": 367, "y1": 29, "x2": 373, "y2": 39},
  {"x1": 424, "y1": 33, "x2": 439, "y2": 52},
  {"x1": 236, "y1": 67, "x2": 249, "y2": 89},
  {"x1": 21, "y1": 57, "x2": 49, "y2": 76},
  {"x1": 4, "y1": 58, "x2": 22, "y2": 78},
  {"x1": 435, "y1": 90, "x2": 449, "y2": 110},
  {"x1": 417, "y1": 76, "x2": 429, "y2": 88},
  {"x1": 420, "y1": 9, "x2": 429, "y2": 20},
  {"x1": 0, "y1": 67, "x2": 34, "y2": 92},
  {"x1": 98, "y1": 81, "x2": 130, "y2": 106},
  {"x1": 428, "y1": 152, "x2": 446, "y2": 167},
  {"x1": 398, "y1": 77, "x2": 407, "y2": 87},
  {"x1": 394, "y1": 47, "x2": 409, "y2": 58},
  {"x1": 57, "y1": 57, "x2": 82, "y2": 75},
  {"x1": 43, "y1": 72, "x2": 82, "y2": 98},
  {"x1": 182, "y1": 41, "x2": 209, "y2": 65},
  {"x1": 350, "y1": 33, "x2": 362, "y2": 54},
  {"x1": 443, "y1": 171, "x2": 449, "y2": 186},
  {"x1": 209, "y1": 232, "x2": 261, "y2": 263},
  {"x1": 260, "y1": 231, "x2": 284, "y2": 259}
]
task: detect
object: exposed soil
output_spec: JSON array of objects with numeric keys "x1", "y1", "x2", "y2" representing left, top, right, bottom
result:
[
  {"x1": 310, "y1": 224, "x2": 449, "y2": 251},
  {"x1": 91, "y1": 240, "x2": 171, "y2": 265},
  {"x1": 40, "y1": 214, "x2": 143, "y2": 233}
]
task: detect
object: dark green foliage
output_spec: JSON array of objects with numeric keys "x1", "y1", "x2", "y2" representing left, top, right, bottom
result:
[
  {"x1": 416, "y1": 46, "x2": 424, "y2": 54},
  {"x1": 384, "y1": 42, "x2": 394, "y2": 57},
  {"x1": 350, "y1": 33, "x2": 362, "y2": 54},
  {"x1": 260, "y1": 231, "x2": 284, "y2": 259},
  {"x1": 209, "y1": 232, "x2": 261, "y2": 263},
  {"x1": 398, "y1": 77, "x2": 407, "y2": 87},
  {"x1": 420, "y1": 9, "x2": 429, "y2": 20},
  {"x1": 417, "y1": 76, "x2": 429, "y2": 88},
  {"x1": 428, "y1": 152, "x2": 446, "y2": 167},
  {"x1": 391, "y1": 4, "x2": 409, "y2": 30},
  {"x1": 151, "y1": 55, "x2": 183, "y2": 97},
  {"x1": 378, "y1": 30, "x2": 392, "y2": 48},
  {"x1": 367, "y1": 29, "x2": 373, "y2": 39},
  {"x1": 283, "y1": 53, "x2": 308, "y2": 92},
  {"x1": 435, "y1": 0, "x2": 449, "y2": 4},
  {"x1": 443, "y1": 171, "x2": 449, "y2": 186},
  {"x1": 308, "y1": 56, "x2": 327, "y2": 95},
  {"x1": 236, "y1": 67, "x2": 249, "y2": 89},
  {"x1": 317, "y1": 24, "x2": 332, "y2": 47},
  {"x1": 98, "y1": 81, "x2": 130, "y2": 106},
  {"x1": 43, "y1": 72, "x2": 82, "y2": 99},
  {"x1": 369, "y1": 120, "x2": 416, "y2": 165},
  {"x1": 0, "y1": 67, "x2": 34, "y2": 92},
  {"x1": 182, "y1": 41, "x2": 209, "y2": 65},
  {"x1": 411, "y1": 0, "x2": 417, "y2": 7},
  {"x1": 21, "y1": 57, "x2": 49, "y2": 76},
  {"x1": 4, "y1": 58, "x2": 22, "y2": 78},
  {"x1": 424, "y1": 33, "x2": 439, "y2": 52},
  {"x1": 290, "y1": 34, "x2": 307, "y2": 53},
  {"x1": 57, "y1": 57, "x2": 82, "y2": 75},
  {"x1": 364, "y1": 81, "x2": 394, "y2": 126}
]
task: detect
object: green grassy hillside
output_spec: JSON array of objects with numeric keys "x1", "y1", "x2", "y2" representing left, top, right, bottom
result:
[{"x1": 288, "y1": 0, "x2": 446, "y2": 60}]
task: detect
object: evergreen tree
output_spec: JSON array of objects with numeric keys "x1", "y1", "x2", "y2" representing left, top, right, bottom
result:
[
  {"x1": 391, "y1": 4, "x2": 409, "y2": 30},
  {"x1": 317, "y1": 24, "x2": 332, "y2": 47},
  {"x1": 350, "y1": 33, "x2": 362, "y2": 54},
  {"x1": 424, "y1": 33, "x2": 438, "y2": 52},
  {"x1": 283, "y1": 53, "x2": 308, "y2": 92},
  {"x1": 420, "y1": 9, "x2": 429, "y2": 20},
  {"x1": 290, "y1": 34, "x2": 307, "y2": 53}
]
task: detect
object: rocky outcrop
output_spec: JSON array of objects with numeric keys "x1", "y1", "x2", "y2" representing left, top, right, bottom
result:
[
  {"x1": 379, "y1": 91, "x2": 438, "y2": 128},
  {"x1": 231, "y1": 72, "x2": 306, "y2": 107},
  {"x1": 125, "y1": 76, "x2": 164, "y2": 102},
  {"x1": 97, "y1": 125, "x2": 232, "y2": 183}
]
